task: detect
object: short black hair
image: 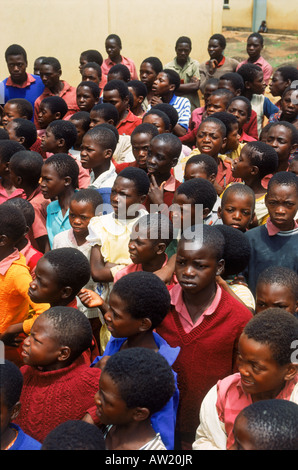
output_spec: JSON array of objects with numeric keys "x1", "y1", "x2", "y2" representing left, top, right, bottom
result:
[
  {"x1": 132, "y1": 212, "x2": 174, "y2": 247},
  {"x1": 3, "y1": 197, "x2": 35, "y2": 229},
  {"x1": 150, "y1": 133, "x2": 182, "y2": 160},
  {"x1": 84, "y1": 125, "x2": 117, "y2": 153},
  {"x1": 117, "y1": 166, "x2": 150, "y2": 196},
  {"x1": 276, "y1": 65, "x2": 298, "y2": 83},
  {"x1": 221, "y1": 183, "x2": 255, "y2": 210},
  {"x1": 0, "y1": 360, "x2": 23, "y2": 409},
  {"x1": 9, "y1": 118, "x2": 37, "y2": 148},
  {"x1": 41, "y1": 420, "x2": 106, "y2": 450},
  {"x1": 47, "y1": 120, "x2": 78, "y2": 151},
  {"x1": 228, "y1": 96, "x2": 252, "y2": 120},
  {"x1": 96, "y1": 122, "x2": 119, "y2": 144},
  {"x1": 104, "y1": 79, "x2": 129, "y2": 100},
  {"x1": 244, "y1": 141, "x2": 279, "y2": 179},
  {"x1": 108, "y1": 64, "x2": 131, "y2": 82},
  {"x1": 81, "y1": 62, "x2": 102, "y2": 79},
  {"x1": 128, "y1": 80, "x2": 148, "y2": 98},
  {"x1": 210, "y1": 88, "x2": 234, "y2": 104},
  {"x1": 43, "y1": 248, "x2": 91, "y2": 297},
  {"x1": 71, "y1": 188, "x2": 103, "y2": 213},
  {"x1": 0, "y1": 128, "x2": 9, "y2": 140},
  {"x1": 257, "y1": 266, "x2": 298, "y2": 301},
  {"x1": 131, "y1": 123, "x2": 159, "y2": 141},
  {"x1": 77, "y1": 81, "x2": 100, "y2": 100},
  {"x1": 153, "y1": 103, "x2": 179, "y2": 128},
  {"x1": 267, "y1": 169, "x2": 298, "y2": 195},
  {"x1": 5, "y1": 44, "x2": 27, "y2": 62},
  {"x1": 185, "y1": 154, "x2": 218, "y2": 178},
  {"x1": 40, "y1": 56, "x2": 61, "y2": 72},
  {"x1": 104, "y1": 348, "x2": 175, "y2": 416},
  {"x1": 238, "y1": 399, "x2": 298, "y2": 450},
  {"x1": 106, "y1": 34, "x2": 122, "y2": 48},
  {"x1": 0, "y1": 139, "x2": 25, "y2": 163},
  {"x1": 69, "y1": 111, "x2": 91, "y2": 132},
  {"x1": 209, "y1": 33, "x2": 226, "y2": 49},
  {"x1": 211, "y1": 111, "x2": 238, "y2": 134},
  {"x1": 10, "y1": 150, "x2": 44, "y2": 186},
  {"x1": 237, "y1": 63, "x2": 262, "y2": 83},
  {"x1": 219, "y1": 72, "x2": 245, "y2": 94},
  {"x1": 112, "y1": 271, "x2": 171, "y2": 329},
  {"x1": 44, "y1": 153, "x2": 79, "y2": 189},
  {"x1": 5, "y1": 98, "x2": 33, "y2": 120},
  {"x1": 162, "y1": 69, "x2": 181, "y2": 91},
  {"x1": 214, "y1": 224, "x2": 251, "y2": 276},
  {"x1": 40, "y1": 306, "x2": 93, "y2": 361},
  {"x1": 248, "y1": 32, "x2": 264, "y2": 46},
  {"x1": 176, "y1": 177, "x2": 217, "y2": 211},
  {"x1": 141, "y1": 57, "x2": 163, "y2": 75},
  {"x1": 80, "y1": 49, "x2": 103, "y2": 66},
  {"x1": 243, "y1": 308, "x2": 298, "y2": 365},
  {"x1": 180, "y1": 224, "x2": 225, "y2": 261},
  {"x1": 268, "y1": 120, "x2": 298, "y2": 146},
  {"x1": 40, "y1": 96, "x2": 68, "y2": 118},
  {"x1": 176, "y1": 36, "x2": 192, "y2": 48},
  {"x1": 0, "y1": 204, "x2": 27, "y2": 242},
  {"x1": 143, "y1": 109, "x2": 171, "y2": 131},
  {"x1": 199, "y1": 117, "x2": 227, "y2": 138},
  {"x1": 91, "y1": 102, "x2": 120, "y2": 126}
]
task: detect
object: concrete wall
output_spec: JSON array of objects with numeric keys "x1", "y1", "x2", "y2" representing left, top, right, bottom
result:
[
  {"x1": 0, "y1": 0, "x2": 223, "y2": 88},
  {"x1": 223, "y1": 0, "x2": 253, "y2": 30}
]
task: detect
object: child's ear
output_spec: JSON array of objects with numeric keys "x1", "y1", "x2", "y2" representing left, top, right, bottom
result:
[
  {"x1": 104, "y1": 148, "x2": 113, "y2": 160},
  {"x1": 169, "y1": 83, "x2": 176, "y2": 93},
  {"x1": 58, "y1": 345, "x2": 71, "y2": 362},
  {"x1": 284, "y1": 363, "x2": 298, "y2": 382},
  {"x1": 64, "y1": 176, "x2": 72, "y2": 187},
  {"x1": 171, "y1": 157, "x2": 179, "y2": 168},
  {"x1": 55, "y1": 112, "x2": 62, "y2": 120},
  {"x1": 139, "y1": 317, "x2": 152, "y2": 332},
  {"x1": 216, "y1": 258, "x2": 225, "y2": 277},
  {"x1": 203, "y1": 207, "x2": 211, "y2": 219},
  {"x1": 139, "y1": 194, "x2": 147, "y2": 205},
  {"x1": 217, "y1": 206, "x2": 222, "y2": 219},
  {"x1": 208, "y1": 173, "x2": 216, "y2": 185},
  {"x1": 0, "y1": 234, "x2": 9, "y2": 247},
  {"x1": 251, "y1": 165, "x2": 259, "y2": 176},
  {"x1": 155, "y1": 242, "x2": 167, "y2": 255},
  {"x1": 221, "y1": 136, "x2": 227, "y2": 150},
  {"x1": 57, "y1": 137, "x2": 66, "y2": 149},
  {"x1": 60, "y1": 285, "x2": 73, "y2": 300},
  {"x1": 10, "y1": 401, "x2": 21, "y2": 421},
  {"x1": 132, "y1": 406, "x2": 150, "y2": 422}
]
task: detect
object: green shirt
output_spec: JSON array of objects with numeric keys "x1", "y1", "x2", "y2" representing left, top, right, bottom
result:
[{"x1": 165, "y1": 57, "x2": 201, "y2": 111}]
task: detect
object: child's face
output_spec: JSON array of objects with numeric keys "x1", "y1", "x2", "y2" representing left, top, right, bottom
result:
[
  {"x1": 41, "y1": 128, "x2": 59, "y2": 153},
  {"x1": 232, "y1": 145, "x2": 254, "y2": 180},
  {"x1": 281, "y1": 90, "x2": 298, "y2": 121},
  {"x1": 128, "y1": 224, "x2": 161, "y2": 265},
  {"x1": 21, "y1": 315, "x2": 62, "y2": 370},
  {"x1": 37, "y1": 102, "x2": 56, "y2": 129},
  {"x1": 217, "y1": 79, "x2": 238, "y2": 96},
  {"x1": 225, "y1": 122, "x2": 240, "y2": 152},
  {"x1": 69, "y1": 119, "x2": 86, "y2": 146},
  {"x1": 110, "y1": 176, "x2": 145, "y2": 220},
  {"x1": 218, "y1": 192, "x2": 254, "y2": 231},
  {"x1": 184, "y1": 162, "x2": 215, "y2": 184},
  {"x1": 265, "y1": 183, "x2": 298, "y2": 231},
  {"x1": 80, "y1": 134, "x2": 108, "y2": 170},
  {"x1": 79, "y1": 54, "x2": 88, "y2": 74},
  {"x1": 249, "y1": 71, "x2": 266, "y2": 95},
  {"x1": 89, "y1": 110, "x2": 107, "y2": 129},
  {"x1": 227, "y1": 100, "x2": 250, "y2": 130},
  {"x1": 152, "y1": 72, "x2": 175, "y2": 97},
  {"x1": 175, "y1": 42, "x2": 191, "y2": 65},
  {"x1": 171, "y1": 192, "x2": 197, "y2": 231},
  {"x1": 175, "y1": 238, "x2": 223, "y2": 296},
  {"x1": 28, "y1": 257, "x2": 66, "y2": 305},
  {"x1": 131, "y1": 132, "x2": 152, "y2": 170},
  {"x1": 7, "y1": 54, "x2": 27, "y2": 83},
  {"x1": 147, "y1": 139, "x2": 177, "y2": 178},
  {"x1": 237, "y1": 333, "x2": 293, "y2": 401},
  {"x1": 82, "y1": 67, "x2": 101, "y2": 85},
  {"x1": 289, "y1": 159, "x2": 298, "y2": 176},
  {"x1": 246, "y1": 36, "x2": 263, "y2": 61},
  {"x1": 76, "y1": 85, "x2": 98, "y2": 112},
  {"x1": 230, "y1": 413, "x2": 256, "y2": 450},
  {"x1": 203, "y1": 83, "x2": 218, "y2": 104},
  {"x1": 208, "y1": 39, "x2": 224, "y2": 62},
  {"x1": 69, "y1": 199, "x2": 95, "y2": 239},
  {"x1": 1, "y1": 103, "x2": 22, "y2": 128},
  {"x1": 206, "y1": 95, "x2": 228, "y2": 116},
  {"x1": 266, "y1": 125, "x2": 295, "y2": 164},
  {"x1": 139, "y1": 62, "x2": 158, "y2": 88},
  {"x1": 40, "y1": 64, "x2": 61, "y2": 90},
  {"x1": 40, "y1": 163, "x2": 68, "y2": 199},
  {"x1": 255, "y1": 282, "x2": 298, "y2": 315},
  {"x1": 142, "y1": 113, "x2": 167, "y2": 134},
  {"x1": 104, "y1": 291, "x2": 144, "y2": 338},
  {"x1": 94, "y1": 371, "x2": 134, "y2": 426},
  {"x1": 269, "y1": 71, "x2": 289, "y2": 97},
  {"x1": 103, "y1": 89, "x2": 128, "y2": 116},
  {"x1": 105, "y1": 38, "x2": 121, "y2": 62},
  {"x1": 196, "y1": 121, "x2": 225, "y2": 157}
]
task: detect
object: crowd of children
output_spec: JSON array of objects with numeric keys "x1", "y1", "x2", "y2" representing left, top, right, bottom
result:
[{"x1": 0, "y1": 32, "x2": 298, "y2": 451}]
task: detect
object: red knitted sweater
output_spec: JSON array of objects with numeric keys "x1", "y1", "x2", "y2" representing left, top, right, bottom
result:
[
  {"x1": 14, "y1": 356, "x2": 101, "y2": 443},
  {"x1": 156, "y1": 287, "x2": 252, "y2": 448}
]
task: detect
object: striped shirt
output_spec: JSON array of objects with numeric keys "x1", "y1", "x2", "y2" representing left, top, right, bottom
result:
[{"x1": 169, "y1": 94, "x2": 191, "y2": 130}]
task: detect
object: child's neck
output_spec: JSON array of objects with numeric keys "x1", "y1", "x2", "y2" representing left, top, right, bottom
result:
[
  {"x1": 243, "y1": 89, "x2": 253, "y2": 101},
  {"x1": 161, "y1": 91, "x2": 174, "y2": 104},
  {"x1": 48, "y1": 80, "x2": 64, "y2": 95},
  {"x1": 153, "y1": 171, "x2": 171, "y2": 187},
  {"x1": 93, "y1": 159, "x2": 111, "y2": 180},
  {"x1": 182, "y1": 281, "x2": 218, "y2": 324},
  {"x1": 58, "y1": 188, "x2": 75, "y2": 216},
  {"x1": 0, "y1": 245, "x2": 15, "y2": 263},
  {"x1": 142, "y1": 253, "x2": 166, "y2": 273},
  {"x1": 122, "y1": 330, "x2": 159, "y2": 352},
  {"x1": 244, "y1": 177, "x2": 266, "y2": 198},
  {"x1": 73, "y1": 229, "x2": 88, "y2": 247},
  {"x1": 23, "y1": 182, "x2": 39, "y2": 199},
  {"x1": 1, "y1": 424, "x2": 18, "y2": 450},
  {"x1": 0, "y1": 175, "x2": 15, "y2": 193},
  {"x1": 106, "y1": 419, "x2": 156, "y2": 451},
  {"x1": 278, "y1": 159, "x2": 289, "y2": 172},
  {"x1": 15, "y1": 237, "x2": 29, "y2": 252}
]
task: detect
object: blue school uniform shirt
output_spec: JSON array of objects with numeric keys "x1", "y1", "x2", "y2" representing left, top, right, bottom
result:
[
  {"x1": 46, "y1": 200, "x2": 71, "y2": 249},
  {"x1": 2, "y1": 74, "x2": 45, "y2": 117},
  {"x1": 8, "y1": 424, "x2": 41, "y2": 450},
  {"x1": 91, "y1": 331, "x2": 180, "y2": 450},
  {"x1": 169, "y1": 94, "x2": 191, "y2": 130}
]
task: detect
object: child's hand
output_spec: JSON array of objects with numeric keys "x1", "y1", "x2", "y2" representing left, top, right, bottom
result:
[
  {"x1": 0, "y1": 324, "x2": 25, "y2": 347},
  {"x1": 148, "y1": 174, "x2": 164, "y2": 205},
  {"x1": 93, "y1": 355, "x2": 110, "y2": 370},
  {"x1": 78, "y1": 289, "x2": 104, "y2": 308}
]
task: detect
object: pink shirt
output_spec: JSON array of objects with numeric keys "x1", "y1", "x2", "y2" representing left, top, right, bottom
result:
[
  {"x1": 6, "y1": 73, "x2": 36, "y2": 88},
  {"x1": 236, "y1": 56, "x2": 273, "y2": 85},
  {"x1": 0, "y1": 249, "x2": 20, "y2": 275},
  {"x1": 0, "y1": 182, "x2": 25, "y2": 205},
  {"x1": 101, "y1": 56, "x2": 138, "y2": 88},
  {"x1": 170, "y1": 283, "x2": 222, "y2": 333},
  {"x1": 114, "y1": 254, "x2": 169, "y2": 283},
  {"x1": 266, "y1": 217, "x2": 298, "y2": 236},
  {"x1": 216, "y1": 372, "x2": 298, "y2": 449}
]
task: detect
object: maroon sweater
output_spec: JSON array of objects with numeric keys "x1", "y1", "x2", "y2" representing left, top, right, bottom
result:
[
  {"x1": 15, "y1": 356, "x2": 101, "y2": 443},
  {"x1": 156, "y1": 287, "x2": 252, "y2": 448}
]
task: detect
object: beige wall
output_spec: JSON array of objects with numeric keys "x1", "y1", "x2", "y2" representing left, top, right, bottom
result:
[
  {"x1": 223, "y1": 0, "x2": 253, "y2": 30},
  {"x1": 0, "y1": 0, "x2": 223, "y2": 88}
]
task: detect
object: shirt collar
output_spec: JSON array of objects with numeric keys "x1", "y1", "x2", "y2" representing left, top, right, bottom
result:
[
  {"x1": 0, "y1": 249, "x2": 20, "y2": 275},
  {"x1": 6, "y1": 73, "x2": 36, "y2": 88},
  {"x1": 160, "y1": 174, "x2": 177, "y2": 191},
  {"x1": 266, "y1": 217, "x2": 298, "y2": 236}
]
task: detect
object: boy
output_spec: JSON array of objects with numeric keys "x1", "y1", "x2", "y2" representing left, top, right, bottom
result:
[
  {"x1": 139, "y1": 56, "x2": 163, "y2": 111},
  {"x1": 227, "y1": 96, "x2": 257, "y2": 143},
  {"x1": 40, "y1": 153, "x2": 79, "y2": 248},
  {"x1": 211, "y1": 111, "x2": 243, "y2": 161},
  {"x1": 103, "y1": 79, "x2": 142, "y2": 135},
  {"x1": 236, "y1": 32, "x2": 273, "y2": 85},
  {"x1": 2, "y1": 98, "x2": 33, "y2": 128},
  {"x1": 76, "y1": 81, "x2": 101, "y2": 113},
  {"x1": 14, "y1": 306, "x2": 101, "y2": 443},
  {"x1": 269, "y1": 65, "x2": 298, "y2": 108},
  {"x1": 81, "y1": 61, "x2": 103, "y2": 86},
  {"x1": 41, "y1": 420, "x2": 106, "y2": 450},
  {"x1": 69, "y1": 111, "x2": 91, "y2": 159},
  {"x1": 127, "y1": 79, "x2": 148, "y2": 117},
  {"x1": 269, "y1": 86, "x2": 298, "y2": 127},
  {"x1": 36, "y1": 95, "x2": 68, "y2": 136},
  {"x1": 1, "y1": 360, "x2": 41, "y2": 450},
  {"x1": 5, "y1": 118, "x2": 37, "y2": 150},
  {"x1": 156, "y1": 225, "x2": 252, "y2": 449},
  {"x1": 0, "y1": 139, "x2": 25, "y2": 204},
  {"x1": 205, "y1": 88, "x2": 234, "y2": 118},
  {"x1": 243, "y1": 171, "x2": 298, "y2": 295},
  {"x1": 108, "y1": 63, "x2": 131, "y2": 82},
  {"x1": 145, "y1": 133, "x2": 182, "y2": 209},
  {"x1": 193, "y1": 309, "x2": 298, "y2": 450},
  {"x1": 150, "y1": 68, "x2": 191, "y2": 136},
  {"x1": 9, "y1": 149, "x2": 49, "y2": 252},
  {"x1": 217, "y1": 183, "x2": 255, "y2": 232},
  {"x1": 218, "y1": 72, "x2": 245, "y2": 97}
]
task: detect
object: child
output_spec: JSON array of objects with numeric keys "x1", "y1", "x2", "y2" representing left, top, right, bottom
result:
[
  {"x1": 255, "y1": 265, "x2": 298, "y2": 316},
  {"x1": 0, "y1": 205, "x2": 49, "y2": 366},
  {"x1": 41, "y1": 119, "x2": 90, "y2": 188},
  {"x1": 231, "y1": 399, "x2": 298, "y2": 451},
  {"x1": 6, "y1": 118, "x2": 37, "y2": 150},
  {"x1": 36, "y1": 95, "x2": 68, "y2": 137},
  {"x1": 139, "y1": 56, "x2": 163, "y2": 111},
  {"x1": 145, "y1": 133, "x2": 182, "y2": 209},
  {"x1": 0, "y1": 360, "x2": 41, "y2": 450},
  {"x1": 205, "y1": 88, "x2": 234, "y2": 118},
  {"x1": 227, "y1": 96, "x2": 257, "y2": 143},
  {"x1": 52, "y1": 189, "x2": 104, "y2": 347},
  {"x1": 2, "y1": 198, "x2": 43, "y2": 274},
  {"x1": 156, "y1": 225, "x2": 252, "y2": 449},
  {"x1": 108, "y1": 63, "x2": 131, "y2": 82},
  {"x1": 269, "y1": 86, "x2": 298, "y2": 127},
  {"x1": 150, "y1": 68, "x2": 191, "y2": 136},
  {"x1": 94, "y1": 348, "x2": 176, "y2": 450},
  {"x1": 80, "y1": 271, "x2": 180, "y2": 450},
  {"x1": 142, "y1": 108, "x2": 171, "y2": 134},
  {"x1": 289, "y1": 153, "x2": 298, "y2": 175},
  {"x1": 14, "y1": 306, "x2": 102, "y2": 443},
  {"x1": 211, "y1": 111, "x2": 243, "y2": 161},
  {"x1": 86, "y1": 167, "x2": 149, "y2": 301},
  {"x1": 79, "y1": 49, "x2": 103, "y2": 75},
  {"x1": 236, "y1": 32, "x2": 273, "y2": 85},
  {"x1": 41, "y1": 420, "x2": 106, "y2": 450},
  {"x1": 1, "y1": 98, "x2": 33, "y2": 128},
  {"x1": 0, "y1": 139, "x2": 25, "y2": 204},
  {"x1": 76, "y1": 81, "x2": 101, "y2": 113},
  {"x1": 102, "y1": 34, "x2": 138, "y2": 85},
  {"x1": 269, "y1": 65, "x2": 298, "y2": 108},
  {"x1": 193, "y1": 308, "x2": 298, "y2": 450},
  {"x1": 218, "y1": 72, "x2": 245, "y2": 97},
  {"x1": 217, "y1": 183, "x2": 255, "y2": 232},
  {"x1": 243, "y1": 171, "x2": 298, "y2": 295},
  {"x1": 231, "y1": 141, "x2": 279, "y2": 225},
  {"x1": 40, "y1": 153, "x2": 79, "y2": 248},
  {"x1": 103, "y1": 79, "x2": 142, "y2": 135},
  {"x1": 127, "y1": 79, "x2": 148, "y2": 117},
  {"x1": 80, "y1": 124, "x2": 118, "y2": 203},
  {"x1": 69, "y1": 111, "x2": 91, "y2": 159},
  {"x1": 81, "y1": 61, "x2": 103, "y2": 86},
  {"x1": 9, "y1": 149, "x2": 49, "y2": 252}
]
